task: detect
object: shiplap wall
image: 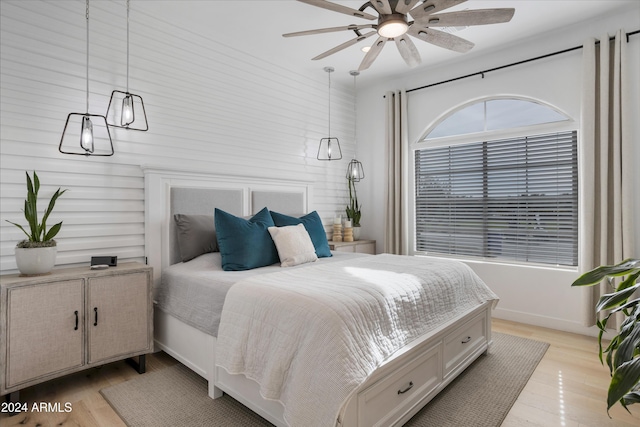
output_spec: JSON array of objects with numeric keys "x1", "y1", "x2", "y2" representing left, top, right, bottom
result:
[{"x1": 0, "y1": 0, "x2": 356, "y2": 274}]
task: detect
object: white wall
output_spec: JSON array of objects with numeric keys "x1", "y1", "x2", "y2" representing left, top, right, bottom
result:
[
  {"x1": 0, "y1": 0, "x2": 357, "y2": 273},
  {"x1": 356, "y1": 4, "x2": 640, "y2": 336}
]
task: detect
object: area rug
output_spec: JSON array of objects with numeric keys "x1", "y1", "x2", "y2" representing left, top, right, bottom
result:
[{"x1": 100, "y1": 332, "x2": 548, "y2": 427}]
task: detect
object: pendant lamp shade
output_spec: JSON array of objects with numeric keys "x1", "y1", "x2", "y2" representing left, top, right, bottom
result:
[
  {"x1": 106, "y1": 0, "x2": 148, "y2": 131},
  {"x1": 318, "y1": 137, "x2": 342, "y2": 161},
  {"x1": 346, "y1": 158, "x2": 365, "y2": 182},
  {"x1": 59, "y1": 0, "x2": 113, "y2": 156},
  {"x1": 317, "y1": 66, "x2": 342, "y2": 161},
  {"x1": 346, "y1": 70, "x2": 364, "y2": 181}
]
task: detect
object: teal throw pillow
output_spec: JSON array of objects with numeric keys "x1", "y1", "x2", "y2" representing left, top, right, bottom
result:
[{"x1": 215, "y1": 207, "x2": 279, "y2": 271}]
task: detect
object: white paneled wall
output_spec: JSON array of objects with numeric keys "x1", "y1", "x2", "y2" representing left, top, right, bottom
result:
[{"x1": 0, "y1": 0, "x2": 356, "y2": 274}]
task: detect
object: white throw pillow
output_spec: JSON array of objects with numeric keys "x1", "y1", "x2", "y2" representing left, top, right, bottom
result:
[{"x1": 268, "y1": 224, "x2": 318, "y2": 267}]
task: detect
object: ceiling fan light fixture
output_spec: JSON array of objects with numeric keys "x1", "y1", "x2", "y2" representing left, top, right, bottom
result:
[
  {"x1": 286, "y1": 1, "x2": 516, "y2": 70},
  {"x1": 377, "y1": 14, "x2": 408, "y2": 38}
]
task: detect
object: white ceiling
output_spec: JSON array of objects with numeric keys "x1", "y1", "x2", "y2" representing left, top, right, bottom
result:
[{"x1": 153, "y1": 1, "x2": 638, "y2": 85}]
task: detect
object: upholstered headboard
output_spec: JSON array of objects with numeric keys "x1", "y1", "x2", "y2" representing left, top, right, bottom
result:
[{"x1": 143, "y1": 167, "x2": 313, "y2": 288}]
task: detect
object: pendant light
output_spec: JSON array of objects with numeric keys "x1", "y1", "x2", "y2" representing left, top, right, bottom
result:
[
  {"x1": 317, "y1": 66, "x2": 342, "y2": 161},
  {"x1": 106, "y1": 0, "x2": 148, "y2": 131},
  {"x1": 59, "y1": 0, "x2": 114, "y2": 156},
  {"x1": 346, "y1": 70, "x2": 365, "y2": 181}
]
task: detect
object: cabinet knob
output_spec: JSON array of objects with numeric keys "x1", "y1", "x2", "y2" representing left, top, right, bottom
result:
[
  {"x1": 74, "y1": 310, "x2": 79, "y2": 330},
  {"x1": 94, "y1": 307, "x2": 98, "y2": 326},
  {"x1": 461, "y1": 336, "x2": 472, "y2": 344}
]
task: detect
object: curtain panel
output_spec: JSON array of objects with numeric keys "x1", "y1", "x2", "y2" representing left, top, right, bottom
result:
[
  {"x1": 579, "y1": 29, "x2": 635, "y2": 327},
  {"x1": 384, "y1": 90, "x2": 409, "y2": 255}
]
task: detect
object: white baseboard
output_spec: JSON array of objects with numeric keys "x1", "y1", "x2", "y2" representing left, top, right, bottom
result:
[{"x1": 492, "y1": 307, "x2": 611, "y2": 339}]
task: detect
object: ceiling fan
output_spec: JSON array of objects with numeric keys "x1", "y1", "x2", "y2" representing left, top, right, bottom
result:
[{"x1": 283, "y1": 0, "x2": 515, "y2": 71}]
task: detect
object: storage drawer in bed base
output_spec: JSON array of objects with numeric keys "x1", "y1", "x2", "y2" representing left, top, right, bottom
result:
[{"x1": 346, "y1": 304, "x2": 492, "y2": 427}]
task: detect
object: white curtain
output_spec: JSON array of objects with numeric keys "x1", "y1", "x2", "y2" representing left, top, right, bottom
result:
[
  {"x1": 579, "y1": 29, "x2": 635, "y2": 327},
  {"x1": 384, "y1": 90, "x2": 409, "y2": 255}
]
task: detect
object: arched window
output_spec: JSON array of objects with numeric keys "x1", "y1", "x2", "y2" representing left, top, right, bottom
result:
[
  {"x1": 423, "y1": 97, "x2": 570, "y2": 140},
  {"x1": 414, "y1": 97, "x2": 577, "y2": 266}
]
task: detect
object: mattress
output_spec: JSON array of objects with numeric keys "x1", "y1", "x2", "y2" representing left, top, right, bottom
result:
[{"x1": 155, "y1": 251, "x2": 369, "y2": 336}]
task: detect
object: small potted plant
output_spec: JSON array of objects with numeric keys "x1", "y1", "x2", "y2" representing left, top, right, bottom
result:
[
  {"x1": 345, "y1": 178, "x2": 361, "y2": 240},
  {"x1": 6, "y1": 171, "x2": 67, "y2": 276}
]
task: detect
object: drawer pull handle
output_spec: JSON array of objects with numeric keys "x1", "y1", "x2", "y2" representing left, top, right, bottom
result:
[
  {"x1": 94, "y1": 307, "x2": 98, "y2": 326},
  {"x1": 461, "y1": 336, "x2": 472, "y2": 344},
  {"x1": 398, "y1": 381, "x2": 414, "y2": 395},
  {"x1": 74, "y1": 310, "x2": 79, "y2": 330}
]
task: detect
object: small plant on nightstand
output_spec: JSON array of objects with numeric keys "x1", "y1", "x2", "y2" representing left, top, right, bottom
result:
[
  {"x1": 345, "y1": 178, "x2": 361, "y2": 226},
  {"x1": 345, "y1": 178, "x2": 361, "y2": 240},
  {"x1": 6, "y1": 171, "x2": 67, "y2": 275}
]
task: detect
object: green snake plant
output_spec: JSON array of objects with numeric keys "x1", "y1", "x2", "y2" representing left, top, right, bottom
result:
[
  {"x1": 345, "y1": 178, "x2": 361, "y2": 227},
  {"x1": 6, "y1": 171, "x2": 67, "y2": 248}
]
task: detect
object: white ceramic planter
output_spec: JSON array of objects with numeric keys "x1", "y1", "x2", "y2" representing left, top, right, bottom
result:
[
  {"x1": 352, "y1": 226, "x2": 361, "y2": 241},
  {"x1": 15, "y1": 246, "x2": 57, "y2": 276}
]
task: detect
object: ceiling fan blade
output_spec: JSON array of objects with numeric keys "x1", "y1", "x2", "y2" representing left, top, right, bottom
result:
[
  {"x1": 394, "y1": 0, "x2": 422, "y2": 14},
  {"x1": 407, "y1": 25, "x2": 474, "y2": 53},
  {"x1": 370, "y1": 0, "x2": 392, "y2": 15},
  {"x1": 416, "y1": 9, "x2": 515, "y2": 27},
  {"x1": 394, "y1": 35, "x2": 421, "y2": 68},
  {"x1": 359, "y1": 36, "x2": 388, "y2": 71},
  {"x1": 312, "y1": 31, "x2": 377, "y2": 60},
  {"x1": 283, "y1": 24, "x2": 375, "y2": 37},
  {"x1": 408, "y1": 0, "x2": 467, "y2": 20},
  {"x1": 297, "y1": 0, "x2": 377, "y2": 20}
]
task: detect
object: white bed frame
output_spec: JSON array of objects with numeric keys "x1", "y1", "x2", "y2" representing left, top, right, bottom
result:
[{"x1": 144, "y1": 167, "x2": 493, "y2": 427}]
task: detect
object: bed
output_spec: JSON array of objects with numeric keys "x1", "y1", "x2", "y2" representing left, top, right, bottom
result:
[{"x1": 143, "y1": 167, "x2": 499, "y2": 427}]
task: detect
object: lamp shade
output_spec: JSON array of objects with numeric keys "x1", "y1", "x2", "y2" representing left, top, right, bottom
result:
[
  {"x1": 317, "y1": 137, "x2": 342, "y2": 161},
  {"x1": 346, "y1": 159, "x2": 365, "y2": 181},
  {"x1": 59, "y1": 113, "x2": 114, "y2": 156},
  {"x1": 106, "y1": 90, "x2": 149, "y2": 131}
]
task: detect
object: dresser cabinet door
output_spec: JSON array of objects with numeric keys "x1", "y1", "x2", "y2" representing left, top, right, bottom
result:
[
  {"x1": 6, "y1": 279, "x2": 84, "y2": 388},
  {"x1": 356, "y1": 242, "x2": 376, "y2": 254},
  {"x1": 87, "y1": 271, "x2": 150, "y2": 364}
]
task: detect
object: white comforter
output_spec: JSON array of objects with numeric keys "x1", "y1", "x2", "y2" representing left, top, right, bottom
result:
[{"x1": 215, "y1": 254, "x2": 499, "y2": 427}]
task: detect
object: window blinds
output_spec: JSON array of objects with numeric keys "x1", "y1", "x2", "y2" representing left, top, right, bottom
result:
[{"x1": 415, "y1": 131, "x2": 578, "y2": 266}]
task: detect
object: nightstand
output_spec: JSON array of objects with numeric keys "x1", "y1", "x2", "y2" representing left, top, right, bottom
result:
[
  {"x1": 0, "y1": 262, "x2": 153, "y2": 402},
  {"x1": 329, "y1": 239, "x2": 376, "y2": 254}
]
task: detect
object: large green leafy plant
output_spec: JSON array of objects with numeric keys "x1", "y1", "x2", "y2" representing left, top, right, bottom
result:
[
  {"x1": 345, "y1": 178, "x2": 361, "y2": 227},
  {"x1": 6, "y1": 171, "x2": 67, "y2": 248},
  {"x1": 572, "y1": 258, "x2": 640, "y2": 413}
]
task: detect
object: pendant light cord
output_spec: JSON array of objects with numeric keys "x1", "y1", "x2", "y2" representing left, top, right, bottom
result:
[
  {"x1": 351, "y1": 70, "x2": 358, "y2": 158},
  {"x1": 327, "y1": 69, "x2": 331, "y2": 137},
  {"x1": 85, "y1": 0, "x2": 90, "y2": 114},
  {"x1": 126, "y1": 0, "x2": 130, "y2": 93}
]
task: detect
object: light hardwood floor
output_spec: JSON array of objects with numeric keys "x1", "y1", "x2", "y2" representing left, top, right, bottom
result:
[{"x1": 1, "y1": 319, "x2": 638, "y2": 427}]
